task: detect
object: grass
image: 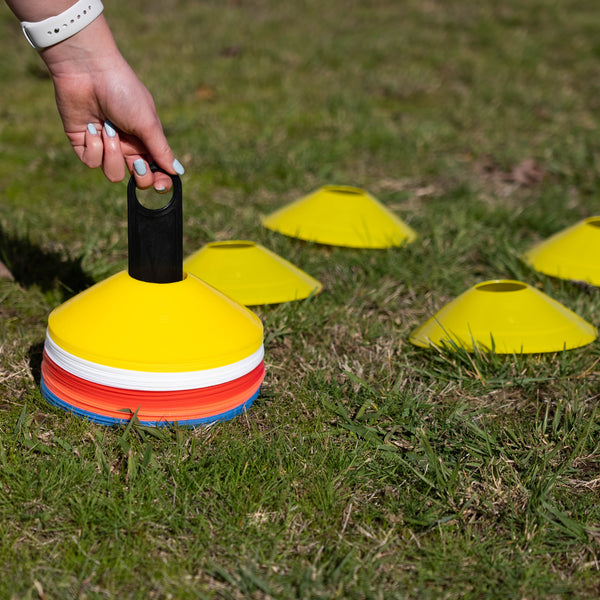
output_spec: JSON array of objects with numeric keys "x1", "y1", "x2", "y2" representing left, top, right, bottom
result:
[{"x1": 2, "y1": 0, "x2": 600, "y2": 597}]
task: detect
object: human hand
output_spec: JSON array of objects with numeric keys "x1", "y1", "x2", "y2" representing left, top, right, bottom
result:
[{"x1": 40, "y1": 16, "x2": 184, "y2": 191}]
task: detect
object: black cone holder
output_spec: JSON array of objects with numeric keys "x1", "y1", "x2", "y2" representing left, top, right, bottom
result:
[{"x1": 127, "y1": 166, "x2": 183, "y2": 284}]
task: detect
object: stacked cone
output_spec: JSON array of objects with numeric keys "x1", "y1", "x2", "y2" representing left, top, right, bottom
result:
[
  {"x1": 40, "y1": 171, "x2": 265, "y2": 426},
  {"x1": 40, "y1": 272, "x2": 264, "y2": 426}
]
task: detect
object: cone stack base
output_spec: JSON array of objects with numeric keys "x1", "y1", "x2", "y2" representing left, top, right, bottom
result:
[
  {"x1": 41, "y1": 376, "x2": 260, "y2": 427},
  {"x1": 41, "y1": 345, "x2": 263, "y2": 426},
  {"x1": 41, "y1": 270, "x2": 265, "y2": 427}
]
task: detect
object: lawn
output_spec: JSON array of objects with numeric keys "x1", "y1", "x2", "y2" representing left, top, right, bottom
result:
[{"x1": 1, "y1": 0, "x2": 600, "y2": 598}]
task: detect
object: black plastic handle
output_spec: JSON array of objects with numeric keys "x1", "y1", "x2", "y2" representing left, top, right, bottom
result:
[{"x1": 127, "y1": 166, "x2": 183, "y2": 283}]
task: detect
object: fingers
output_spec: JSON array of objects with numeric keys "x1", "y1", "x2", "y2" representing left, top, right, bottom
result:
[
  {"x1": 123, "y1": 153, "x2": 179, "y2": 193},
  {"x1": 127, "y1": 158, "x2": 177, "y2": 193},
  {"x1": 81, "y1": 123, "x2": 103, "y2": 168},
  {"x1": 101, "y1": 121, "x2": 126, "y2": 183},
  {"x1": 81, "y1": 120, "x2": 127, "y2": 183},
  {"x1": 103, "y1": 120, "x2": 178, "y2": 193},
  {"x1": 134, "y1": 116, "x2": 180, "y2": 178},
  {"x1": 126, "y1": 157, "x2": 155, "y2": 190},
  {"x1": 151, "y1": 170, "x2": 174, "y2": 193},
  {"x1": 149, "y1": 159, "x2": 183, "y2": 193},
  {"x1": 80, "y1": 120, "x2": 184, "y2": 191},
  {"x1": 128, "y1": 115, "x2": 185, "y2": 189}
]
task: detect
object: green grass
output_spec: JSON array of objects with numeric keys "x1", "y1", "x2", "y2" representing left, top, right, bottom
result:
[{"x1": 2, "y1": 0, "x2": 600, "y2": 597}]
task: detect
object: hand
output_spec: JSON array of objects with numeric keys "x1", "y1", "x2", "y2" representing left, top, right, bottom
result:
[{"x1": 40, "y1": 16, "x2": 184, "y2": 191}]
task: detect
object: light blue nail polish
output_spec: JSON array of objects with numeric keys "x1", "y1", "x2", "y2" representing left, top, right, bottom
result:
[
  {"x1": 133, "y1": 159, "x2": 147, "y2": 176},
  {"x1": 172, "y1": 159, "x2": 185, "y2": 175},
  {"x1": 104, "y1": 120, "x2": 117, "y2": 138},
  {"x1": 87, "y1": 123, "x2": 97, "y2": 135},
  {"x1": 154, "y1": 185, "x2": 167, "y2": 193}
]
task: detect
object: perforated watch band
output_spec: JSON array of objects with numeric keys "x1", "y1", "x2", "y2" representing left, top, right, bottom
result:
[{"x1": 21, "y1": 0, "x2": 104, "y2": 50}]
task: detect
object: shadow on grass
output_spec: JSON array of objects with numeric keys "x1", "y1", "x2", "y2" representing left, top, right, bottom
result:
[
  {"x1": 0, "y1": 227, "x2": 95, "y2": 294},
  {"x1": 0, "y1": 228, "x2": 96, "y2": 389},
  {"x1": 28, "y1": 341, "x2": 44, "y2": 387}
]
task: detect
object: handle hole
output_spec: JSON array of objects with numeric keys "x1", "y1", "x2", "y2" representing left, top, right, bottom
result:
[{"x1": 135, "y1": 187, "x2": 173, "y2": 211}]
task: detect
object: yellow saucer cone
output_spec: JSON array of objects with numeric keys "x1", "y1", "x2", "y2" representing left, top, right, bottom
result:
[
  {"x1": 48, "y1": 271, "x2": 264, "y2": 372},
  {"x1": 261, "y1": 185, "x2": 417, "y2": 248},
  {"x1": 523, "y1": 217, "x2": 600, "y2": 285},
  {"x1": 184, "y1": 241, "x2": 322, "y2": 305},
  {"x1": 409, "y1": 280, "x2": 597, "y2": 353}
]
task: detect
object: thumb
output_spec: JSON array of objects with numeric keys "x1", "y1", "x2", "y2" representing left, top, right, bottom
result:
[{"x1": 139, "y1": 123, "x2": 184, "y2": 177}]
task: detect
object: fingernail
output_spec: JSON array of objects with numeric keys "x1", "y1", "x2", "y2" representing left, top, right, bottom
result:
[
  {"x1": 172, "y1": 159, "x2": 185, "y2": 175},
  {"x1": 133, "y1": 159, "x2": 147, "y2": 176},
  {"x1": 104, "y1": 120, "x2": 117, "y2": 138},
  {"x1": 87, "y1": 123, "x2": 97, "y2": 135},
  {"x1": 154, "y1": 185, "x2": 167, "y2": 193}
]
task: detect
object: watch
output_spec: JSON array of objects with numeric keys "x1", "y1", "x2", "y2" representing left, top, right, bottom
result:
[{"x1": 21, "y1": 0, "x2": 104, "y2": 50}]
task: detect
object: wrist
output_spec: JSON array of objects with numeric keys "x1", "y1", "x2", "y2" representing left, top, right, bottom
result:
[{"x1": 39, "y1": 15, "x2": 122, "y2": 76}]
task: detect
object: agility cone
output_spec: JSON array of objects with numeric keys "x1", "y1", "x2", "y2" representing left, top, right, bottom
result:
[
  {"x1": 41, "y1": 169, "x2": 265, "y2": 426},
  {"x1": 183, "y1": 240, "x2": 322, "y2": 305},
  {"x1": 261, "y1": 185, "x2": 417, "y2": 248},
  {"x1": 409, "y1": 280, "x2": 597, "y2": 354},
  {"x1": 523, "y1": 216, "x2": 600, "y2": 286}
]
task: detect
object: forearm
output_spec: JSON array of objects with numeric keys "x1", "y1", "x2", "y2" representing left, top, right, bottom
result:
[{"x1": 5, "y1": 0, "x2": 76, "y2": 21}]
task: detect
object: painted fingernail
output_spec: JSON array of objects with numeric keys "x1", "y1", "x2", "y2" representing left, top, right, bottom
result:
[
  {"x1": 133, "y1": 159, "x2": 147, "y2": 176},
  {"x1": 87, "y1": 123, "x2": 98, "y2": 135},
  {"x1": 154, "y1": 185, "x2": 167, "y2": 193},
  {"x1": 172, "y1": 159, "x2": 185, "y2": 175},
  {"x1": 104, "y1": 120, "x2": 117, "y2": 138}
]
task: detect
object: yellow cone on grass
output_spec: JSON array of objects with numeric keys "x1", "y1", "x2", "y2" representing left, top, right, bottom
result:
[
  {"x1": 184, "y1": 241, "x2": 322, "y2": 306},
  {"x1": 523, "y1": 216, "x2": 600, "y2": 285},
  {"x1": 409, "y1": 280, "x2": 597, "y2": 353},
  {"x1": 262, "y1": 185, "x2": 417, "y2": 249}
]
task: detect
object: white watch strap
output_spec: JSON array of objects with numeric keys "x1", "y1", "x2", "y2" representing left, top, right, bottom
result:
[{"x1": 21, "y1": 0, "x2": 104, "y2": 50}]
